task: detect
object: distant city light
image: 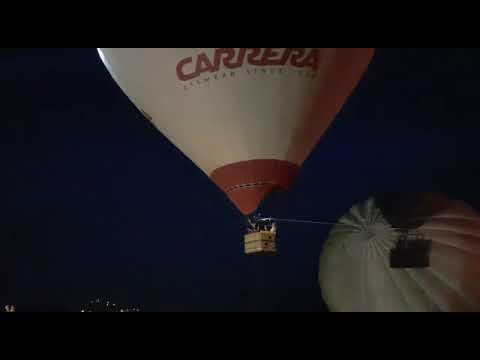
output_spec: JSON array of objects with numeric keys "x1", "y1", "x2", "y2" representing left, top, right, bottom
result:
[
  {"x1": 80, "y1": 299, "x2": 141, "y2": 313},
  {"x1": 4, "y1": 305, "x2": 16, "y2": 313}
]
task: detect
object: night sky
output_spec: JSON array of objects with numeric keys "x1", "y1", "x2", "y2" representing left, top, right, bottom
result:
[{"x1": 1, "y1": 48, "x2": 480, "y2": 312}]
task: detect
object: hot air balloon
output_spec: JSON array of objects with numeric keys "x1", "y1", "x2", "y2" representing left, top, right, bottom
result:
[
  {"x1": 98, "y1": 48, "x2": 374, "y2": 213},
  {"x1": 98, "y1": 48, "x2": 374, "y2": 254},
  {"x1": 318, "y1": 192, "x2": 480, "y2": 312}
]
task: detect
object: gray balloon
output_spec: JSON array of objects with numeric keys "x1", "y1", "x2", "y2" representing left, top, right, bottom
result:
[{"x1": 319, "y1": 193, "x2": 480, "y2": 312}]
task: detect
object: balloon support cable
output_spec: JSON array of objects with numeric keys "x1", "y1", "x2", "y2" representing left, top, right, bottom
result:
[
  {"x1": 244, "y1": 216, "x2": 433, "y2": 265},
  {"x1": 243, "y1": 216, "x2": 356, "y2": 255}
]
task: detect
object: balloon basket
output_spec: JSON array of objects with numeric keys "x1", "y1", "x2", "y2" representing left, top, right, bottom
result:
[
  {"x1": 390, "y1": 239, "x2": 432, "y2": 268},
  {"x1": 244, "y1": 231, "x2": 277, "y2": 255}
]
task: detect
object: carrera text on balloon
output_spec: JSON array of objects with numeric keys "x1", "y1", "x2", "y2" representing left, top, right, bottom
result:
[{"x1": 176, "y1": 48, "x2": 321, "y2": 82}]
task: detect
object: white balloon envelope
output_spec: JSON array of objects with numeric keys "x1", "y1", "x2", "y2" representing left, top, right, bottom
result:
[{"x1": 98, "y1": 48, "x2": 374, "y2": 215}]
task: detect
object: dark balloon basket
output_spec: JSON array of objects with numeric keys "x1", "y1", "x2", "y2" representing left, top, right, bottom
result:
[{"x1": 390, "y1": 239, "x2": 432, "y2": 269}]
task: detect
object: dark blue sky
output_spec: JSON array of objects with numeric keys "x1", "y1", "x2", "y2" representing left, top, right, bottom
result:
[{"x1": 1, "y1": 48, "x2": 479, "y2": 312}]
